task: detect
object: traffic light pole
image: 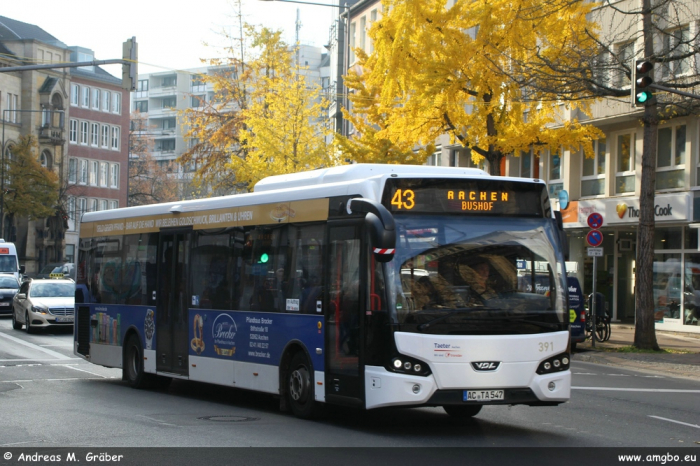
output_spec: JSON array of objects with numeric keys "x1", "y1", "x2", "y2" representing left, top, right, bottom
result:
[{"x1": 648, "y1": 83, "x2": 700, "y2": 101}]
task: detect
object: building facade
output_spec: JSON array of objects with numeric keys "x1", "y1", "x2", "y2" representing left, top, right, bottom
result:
[{"x1": 0, "y1": 16, "x2": 128, "y2": 275}]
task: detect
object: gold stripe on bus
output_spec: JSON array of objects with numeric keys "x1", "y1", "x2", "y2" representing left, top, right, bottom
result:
[{"x1": 81, "y1": 199, "x2": 330, "y2": 238}]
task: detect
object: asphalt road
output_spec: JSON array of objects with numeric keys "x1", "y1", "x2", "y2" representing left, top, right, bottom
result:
[{"x1": 1, "y1": 316, "x2": 699, "y2": 450}]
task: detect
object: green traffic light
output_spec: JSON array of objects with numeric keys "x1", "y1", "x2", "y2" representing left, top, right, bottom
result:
[
  {"x1": 260, "y1": 253, "x2": 269, "y2": 263},
  {"x1": 636, "y1": 90, "x2": 651, "y2": 104}
]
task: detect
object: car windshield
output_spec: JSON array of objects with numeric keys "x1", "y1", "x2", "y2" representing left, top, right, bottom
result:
[
  {"x1": 0, "y1": 256, "x2": 17, "y2": 273},
  {"x1": 29, "y1": 282, "x2": 74, "y2": 298},
  {"x1": 386, "y1": 215, "x2": 567, "y2": 335},
  {"x1": 0, "y1": 277, "x2": 18, "y2": 288}
]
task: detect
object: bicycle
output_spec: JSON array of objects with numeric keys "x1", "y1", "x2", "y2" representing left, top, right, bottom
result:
[{"x1": 584, "y1": 312, "x2": 611, "y2": 342}]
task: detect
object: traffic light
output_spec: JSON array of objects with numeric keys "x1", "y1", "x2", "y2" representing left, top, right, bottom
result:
[
  {"x1": 122, "y1": 37, "x2": 138, "y2": 92},
  {"x1": 634, "y1": 60, "x2": 655, "y2": 107}
]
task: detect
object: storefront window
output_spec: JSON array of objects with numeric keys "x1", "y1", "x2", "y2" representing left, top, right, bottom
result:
[
  {"x1": 653, "y1": 253, "x2": 682, "y2": 321},
  {"x1": 654, "y1": 227, "x2": 682, "y2": 250},
  {"x1": 682, "y1": 253, "x2": 700, "y2": 326}
]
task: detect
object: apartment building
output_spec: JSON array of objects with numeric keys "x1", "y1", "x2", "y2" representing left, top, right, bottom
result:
[
  {"x1": 132, "y1": 45, "x2": 328, "y2": 198},
  {"x1": 65, "y1": 46, "x2": 130, "y2": 265},
  {"x1": 0, "y1": 16, "x2": 128, "y2": 275}
]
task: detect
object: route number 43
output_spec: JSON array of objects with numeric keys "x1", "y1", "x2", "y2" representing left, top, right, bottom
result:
[{"x1": 391, "y1": 189, "x2": 415, "y2": 210}]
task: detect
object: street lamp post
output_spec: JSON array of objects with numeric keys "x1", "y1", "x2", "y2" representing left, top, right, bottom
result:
[{"x1": 259, "y1": 0, "x2": 351, "y2": 137}]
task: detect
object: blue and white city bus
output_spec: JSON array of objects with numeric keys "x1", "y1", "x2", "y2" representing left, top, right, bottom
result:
[{"x1": 74, "y1": 164, "x2": 571, "y2": 419}]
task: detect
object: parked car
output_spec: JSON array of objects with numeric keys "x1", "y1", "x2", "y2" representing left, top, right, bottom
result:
[
  {"x1": 0, "y1": 275, "x2": 20, "y2": 315},
  {"x1": 12, "y1": 278, "x2": 75, "y2": 333},
  {"x1": 36, "y1": 262, "x2": 76, "y2": 280}
]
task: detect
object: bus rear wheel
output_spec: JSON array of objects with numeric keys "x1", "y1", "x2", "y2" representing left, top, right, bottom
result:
[
  {"x1": 443, "y1": 404, "x2": 483, "y2": 418},
  {"x1": 287, "y1": 352, "x2": 322, "y2": 419}
]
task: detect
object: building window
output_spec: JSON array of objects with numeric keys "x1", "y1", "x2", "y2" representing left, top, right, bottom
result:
[
  {"x1": 99, "y1": 199, "x2": 108, "y2": 211},
  {"x1": 662, "y1": 26, "x2": 691, "y2": 78},
  {"x1": 514, "y1": 149, "x2": 535, "y2": 178},
  {"x1": 112, "y1": 92, "x2": 121, "y2": 114},
  {"x1": 89, "y1": 198, "x2": 97, "y2": 212},
  {"x1": 548, "y1": 149, "x2": 563, "y2": 198},
  {"x1": 40, "y1": 150, "x2": 51, "y2": 168},
  {"x1": 65, "y1": 244, "x2": 75, "y2": 261},
  {"x1": 657, "y1": 124, "x2": 686, "y2": 190},
  {"x1": 360, "y1": 17, "x2": 366, "y2": 53},
  {"x1": 162, "y1": 76, "x2": 176, "y2": 87},
  {"x1": 70, "y1": 84, "x2": 79, "y2": 106},
  {"x1": 68, "y1": 196, "x2": 76, "y2": 222},
  {"x1": 68, "y1": 158, "x2": 77, "y2": 184},
  {"x1": 157, "y1": 139, "x2": 176, "y2": 152},
  {"x1": 111, "y1": 127, "x2": 120, "y2": 150},
  {"x1": 109, "y1": 200, "x2": 118, "y2": 210},
  {"x1": 369, "y1": 9, "x2": 378, "y2": 53},
  {"x1": 90, "y1": 161, "x2": 98, "y2": 186},
  {"x1": 426, "y1": 149, "x2": 441, "y2": 166},
  {"x1": 134, "y1": 100, "x2": 148, "y2": 113},
  {"x1": 78, "y1": 198, "x2": 87, "y2": 217},
  {"x1": 100, "y1": 162, "x2": 108, "y2": 187},
  {"x1": 582, "y1": 138, "x2": 607, "y2": 196},
  {"x1": 137, "y1": 80, "x2": 148, "y2": 92},
  {"x1": 101, "y1": 125, "x2": 109, "y2": 148},
  {"x1": 79, "y1": 159, "x2": 88, "y2": 184},
  {"x1": 350, "y1": 22, "x2": 357, "y2": 64},
  {"x1": 91, "y1": 122, "x2": 99, "y2": 146},
  {"x1": 103, "y1": 90, "x2": 111, "y2": 113},
  {"x1": 69, "y1": 119, "x2": 78, "y2": 143},
  {"x1": 80, "y1": 121, "x2": 89, "y2": 145},
  {"x1": 162, "y1": 97, "x2": 176, "y2": 108},
  {"x1": 616, "y1": 133, "x2": 635, "y2": 194},
  {"x1": 111, "y1": 164, "x2": 119, "y2": 188},
  {"x1": 92, "y1": 88, "x2": 100, "y2": 110},
  {"x1": 82, "y1": 86, "x2": 90, "y2": 107},
  {"x1": 615, "y1": 42, "x2": 634, "y2": 89}
]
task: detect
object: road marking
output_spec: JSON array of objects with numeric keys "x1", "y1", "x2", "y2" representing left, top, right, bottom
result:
[
  {"x1": 0, "y1": 358, "x2": 81, "y2": 362},
  {"x1": 55, "y1": 364, "x2": 110, "y2": 378},
  {"x1": 649, "y1": 415, "x2": 700, "y2": 429},
  {"x1": 0, "y1": 332, "x2": 70, "y2": 359},
  {"x1": 573, "y1": 386, "x2": 700, "y2": 393}
]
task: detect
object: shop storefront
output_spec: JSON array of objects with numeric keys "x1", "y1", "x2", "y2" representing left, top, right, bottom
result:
[{"x1": 561, "y1": 192, "x2": 700, "y2": 333}]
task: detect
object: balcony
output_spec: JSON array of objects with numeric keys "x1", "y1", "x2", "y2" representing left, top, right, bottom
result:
[{"x1": 37, "y1": 125, "x2": 65, "y2": 145}]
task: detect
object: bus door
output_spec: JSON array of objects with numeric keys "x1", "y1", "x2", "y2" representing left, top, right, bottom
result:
[
  {"x1": 156, "y1": 229, "x2": 191, "y2": 376},
  {"x1": 326, "y1": 220, "x2": 365, "y2": 406}
]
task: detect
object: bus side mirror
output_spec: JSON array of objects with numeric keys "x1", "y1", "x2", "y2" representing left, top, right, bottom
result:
[{"x1": 347, "y1": 198, "x2": 396, "y2": 263}]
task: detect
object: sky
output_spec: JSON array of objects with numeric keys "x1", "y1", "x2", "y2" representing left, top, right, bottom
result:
[{"x1": 2, "y1": 0, "x2": 339, "y2": 75}]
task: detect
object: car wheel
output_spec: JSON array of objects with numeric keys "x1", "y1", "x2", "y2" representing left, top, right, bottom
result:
[
  {"x1": 443, "y1": 404, "x2": 483, "y2": 418},
  {"x1": 287, "y1": 352, "x2": 323, "y2": 419},
  {"x1": 12, "y1": 308, "x2": 22, "y2": 330},
  {"x1": 25, "y1": 311, "x2": 34, "y2": 334}
]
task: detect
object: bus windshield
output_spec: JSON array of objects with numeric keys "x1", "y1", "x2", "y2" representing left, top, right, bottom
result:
[{"x1": 387, "y1": 215, "x2": 567, "y2": 335}]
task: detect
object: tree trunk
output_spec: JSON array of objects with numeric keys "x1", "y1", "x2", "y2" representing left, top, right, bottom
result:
[{"x1": 634, "y1": 0, "x2": 660, "y2": 351}]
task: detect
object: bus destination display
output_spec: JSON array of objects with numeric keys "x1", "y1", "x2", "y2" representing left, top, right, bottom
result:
[{"x1": 382, "y1": 178, "x2": 547, "y2": 217}]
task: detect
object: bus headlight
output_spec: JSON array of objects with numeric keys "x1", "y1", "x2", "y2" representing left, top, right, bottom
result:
[
  {"x1": 536, "y1": 353, "x2": 570, "y2": 375},
  {"x1": 388, "y1": 354, "x2": 431, "y2": 377}
]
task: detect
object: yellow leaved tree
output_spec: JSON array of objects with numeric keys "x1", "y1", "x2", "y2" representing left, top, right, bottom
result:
[
  {"x1": 181, "y1": 23, "x2": 333, "y2": 194},
  {"x1": 337, "y1": 0, "x2": 604, "y2": 174}
]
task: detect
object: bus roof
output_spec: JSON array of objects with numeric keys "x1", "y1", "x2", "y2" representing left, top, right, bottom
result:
[{"x1": 81, "y1": 164, "x2": 545, "y2": 224}]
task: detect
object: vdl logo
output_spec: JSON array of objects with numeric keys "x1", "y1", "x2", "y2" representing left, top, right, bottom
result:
[{"x1": 471, "y1": 361, "x2": 500, "y2": 371}]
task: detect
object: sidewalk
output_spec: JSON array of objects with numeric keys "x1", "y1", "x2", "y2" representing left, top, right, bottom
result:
[{"x1": 572, "y1": 324, "x2": 700, "y2": 380}]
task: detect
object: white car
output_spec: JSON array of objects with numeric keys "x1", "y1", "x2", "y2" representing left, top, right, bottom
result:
[{"x1": 12, "y1": 278, "x2": 75, "y2": 333}]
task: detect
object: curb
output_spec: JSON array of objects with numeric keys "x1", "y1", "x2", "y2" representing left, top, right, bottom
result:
[{"x1": 573, "y1": 352, "x2": 700, "y2": 380}]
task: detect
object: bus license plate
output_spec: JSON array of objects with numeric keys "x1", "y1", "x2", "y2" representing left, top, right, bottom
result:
[
  {"x1": 55, "y1": 316, "x2": 74, "y2": 323},
  {"x1": 464, "y1": 390, "x2": 504, "y2": 401}
]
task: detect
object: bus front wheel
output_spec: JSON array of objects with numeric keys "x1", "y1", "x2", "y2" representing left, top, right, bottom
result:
[
  {"x1": 124, "y1": 335, "x2": 150, "y2": 389},
  {"x1": 287, "y1": 352, "x2": 322, "y2": 419},
  {"x1": 443, "y1": 404, "x2": 483, "y2": 418}
]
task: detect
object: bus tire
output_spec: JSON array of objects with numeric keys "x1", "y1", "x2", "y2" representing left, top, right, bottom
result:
[
  {"x1": 124, "y1": 334, "x2": 151, "y2": 389},
  {"x1": 443, "y1": 404, "x2": 483, "y2": 418},
  {"x1": 287, "y1": 352, "x2": 321, "y2": 419}
]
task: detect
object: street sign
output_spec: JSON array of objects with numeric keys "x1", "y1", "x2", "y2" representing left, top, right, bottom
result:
[
  {"x1": 587, "y1": 212, "x2": 604, "y2": 229},
  {"x1": 587, "y1": 247, "x2": 603, "y2": 257},
  {"x1": 586, "y1": 230, "x2": 604, "y2": 247},
  {"x1": 558, "y1": 190, "x2": 569, "y2": 210}
]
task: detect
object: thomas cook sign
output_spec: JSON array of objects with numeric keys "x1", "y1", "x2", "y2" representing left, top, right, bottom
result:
[{"x1": 560, "y1": 193, "x2": 689, "y2": 227}]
